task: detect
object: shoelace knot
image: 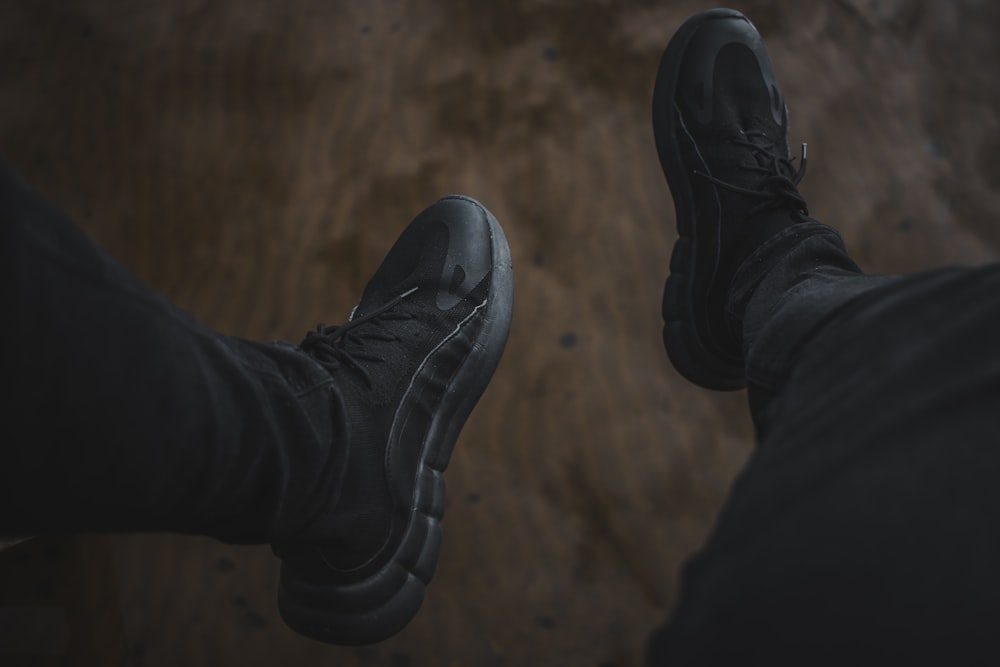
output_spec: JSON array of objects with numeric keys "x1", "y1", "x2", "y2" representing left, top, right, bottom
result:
[{"x1": 300, "y1": 286, "x2": 419, "y2": 389}]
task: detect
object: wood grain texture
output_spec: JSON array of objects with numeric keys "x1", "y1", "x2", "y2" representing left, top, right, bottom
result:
[
  {"x1": 0, "y1": 536, "x2": 126, "y2": 666},
  {"x1": 2, "y1": 1, "x2": 999, "y2": 665}
]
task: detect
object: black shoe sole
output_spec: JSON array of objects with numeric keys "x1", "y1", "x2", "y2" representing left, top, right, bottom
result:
[
  {"x1": 276, "y1": 196, "x2": 514, "y2": 645},
  {"x1": 652, "y1": 8, "x2": 748, "y2": 390}
]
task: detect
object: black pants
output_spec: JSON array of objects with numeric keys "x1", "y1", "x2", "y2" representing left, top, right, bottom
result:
[
  {"x1": 0, "y1": 165, "x2": 347, "y2": 543},
  {"x1": 655, "y1": 223, "x2": 1000, "y2": 664},
  {"x1": 5, "y1": 166, "x2": 1000, "y2": 659}
]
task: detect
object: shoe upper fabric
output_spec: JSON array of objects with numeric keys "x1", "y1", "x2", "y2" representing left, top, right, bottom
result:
[
  {"x1": 654, "y1": 8, "x2": 812, "y2": 389},
  {"x1": 279, "y1": 197, "x2": 494, "y2": 580},
  {"x1": 674, "y1": 13, "x2": 808, "y2": 272}
]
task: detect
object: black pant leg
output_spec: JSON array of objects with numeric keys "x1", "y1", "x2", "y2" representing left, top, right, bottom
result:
[
  {"x1": 654, "y1": 257, "x2": 1000, "y2": 664},
  {"x1": 0, "y1": 165, "x2": 347, "y2": 543},
  {"x1": 730, "y1": 221, "x2": 899, "y2": 396}
]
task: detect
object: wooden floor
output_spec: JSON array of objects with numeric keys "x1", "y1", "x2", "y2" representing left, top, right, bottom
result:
[{"x1": 2, "y1": 1, "x2": 1000, "y2": 665}]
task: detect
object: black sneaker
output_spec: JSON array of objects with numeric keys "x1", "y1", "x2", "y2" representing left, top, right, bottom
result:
[
  {"x1": 273, "y1": 195, "x2": 513, "y2": 645},
  {"x1": 652, "y1": 8, "x2": 809, "y2": 390}
]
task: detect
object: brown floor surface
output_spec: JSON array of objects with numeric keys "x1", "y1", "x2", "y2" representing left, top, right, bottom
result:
[{"x1": 2, "y1": 1, "x2": 1000, "y2": 665}]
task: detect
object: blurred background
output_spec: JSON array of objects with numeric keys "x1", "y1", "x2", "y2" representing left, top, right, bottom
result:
[{"x1": 1, "y1": 0, "x2": 999, "y2": 665}]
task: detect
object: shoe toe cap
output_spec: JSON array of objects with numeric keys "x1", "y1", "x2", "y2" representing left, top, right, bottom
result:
[{"x1": 676, "y1": 11, "x2": 784, "y2": 128}]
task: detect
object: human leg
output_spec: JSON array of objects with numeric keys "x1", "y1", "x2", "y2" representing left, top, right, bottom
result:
[
  {"x1": 654, "y1": 261, "x2": 1000, "y2": 665},
  {"x1": 0, "y1": 164, "x2": 515, "y2": 645},
  {"x1": 649, "y1": 8, "x2": 1000, "y2": 664},
  {"x1": 651, "y1": 9, "x2": 896, "y2": 395},
  {"x1": 0, "y1": 164, "x2": 345, "y2": 543}
]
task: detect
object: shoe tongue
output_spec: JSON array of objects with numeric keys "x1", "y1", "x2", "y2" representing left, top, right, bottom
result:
[{"x1": 742, "y1": 124, "x2": 794, "y2": 177}]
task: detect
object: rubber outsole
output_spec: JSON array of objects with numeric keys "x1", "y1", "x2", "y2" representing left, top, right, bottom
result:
[{"x1": 276, "y1": 196, "x2": 514, "y2": 645}]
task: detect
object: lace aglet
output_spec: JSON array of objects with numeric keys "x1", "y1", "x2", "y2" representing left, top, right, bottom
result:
[{"x1": 400, "y1": 286, "x2": 419, "y2": 299}]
